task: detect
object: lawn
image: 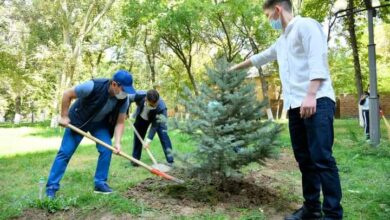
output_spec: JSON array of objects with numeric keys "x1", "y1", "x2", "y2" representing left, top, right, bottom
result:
[{"x1": 0, "y1": 119, "x2": 389, "y2": 219}]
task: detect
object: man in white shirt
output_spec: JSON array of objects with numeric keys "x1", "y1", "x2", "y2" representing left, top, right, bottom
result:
[
  {"x1": 229, "y1": 1, "x2": 342, "y2": 219},
  {"x1": 359, "y1": 91, "x2": 370, "y2": 140}
]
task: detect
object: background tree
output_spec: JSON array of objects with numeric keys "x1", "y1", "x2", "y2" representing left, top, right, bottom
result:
[{"x1": 157, "y1": 0, "x2": 205, "y2": 95}]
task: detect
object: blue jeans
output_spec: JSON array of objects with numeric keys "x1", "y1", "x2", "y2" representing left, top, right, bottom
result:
[
  {"x1": 46, "y1": 122, "x2": 113, "y2": 192},
  {"x1": 132, "y1": 116, "x2": 174, "y2": 163},
  {"x1": 288, "y1": 97, "x2": 343, "y2": 219}
]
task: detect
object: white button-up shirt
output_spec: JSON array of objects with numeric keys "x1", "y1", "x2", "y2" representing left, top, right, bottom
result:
[{"x1": 250, "y1": 16, "x2": 335, "y2": 110}]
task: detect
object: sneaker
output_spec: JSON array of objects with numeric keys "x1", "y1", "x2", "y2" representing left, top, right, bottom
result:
[
  {"x1": 46, "y1": 189, "x2": 56, "y2": 200},
  {"x1": 167, "y1": 162, "x2": 174, "y2": 167},
  {"x1": 131, "y1": 162, "x2": 139, "y2": 167},
  {"x1": 94, "y1": 183, "x2": 113, "y2": 194},
  {"x1": 284, "y1": 206, "x2": 322, "y2": 220}
]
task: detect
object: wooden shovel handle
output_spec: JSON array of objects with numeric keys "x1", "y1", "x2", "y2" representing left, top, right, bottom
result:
[
  {"x1": 67, "y1": 124, "x2": 152, "y2": 171},
  {"x1": 66, "y1": 124, "x2": 184, "y2": 183}
]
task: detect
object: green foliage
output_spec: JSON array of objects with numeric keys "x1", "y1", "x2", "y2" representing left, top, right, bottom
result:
[
  {"x1": 29, "y1": 197, "x2": 78, "y2": 213},
  {"x1": 0, "y1": 120, "x2": 390, "y2": 219},
  {"x1": 177, "y1": 60, "x2": 282, "y2": 184},
  {"x1": 300, "y1": 0, "x2": 334, "y2": 22}
]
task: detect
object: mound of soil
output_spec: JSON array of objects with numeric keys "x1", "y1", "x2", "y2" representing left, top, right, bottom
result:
[
  {"x1": 16, "y1": 150, "x2": 299, "y2": 219},
  {"x1": 126, "y1": 150, "x2": 300, "y2": 218}
]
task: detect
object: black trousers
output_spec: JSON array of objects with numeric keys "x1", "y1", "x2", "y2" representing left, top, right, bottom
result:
[
  {"x1": 288, "y1": 97, "x2": 343, "y2": 219},
  {"x1": 362, "y1": 110, "x2": 370, "y2": 139}
]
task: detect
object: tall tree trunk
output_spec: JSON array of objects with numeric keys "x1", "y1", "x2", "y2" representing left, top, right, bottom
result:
[
  {"x1": 258, "y1": 67, "x2": 274, "y2": 120},
  {"x1": 346, "y1": 0, "x2": 363, "y2": 98},
  {"x1": 13, "y1": 95, "x2": 22, "y2": 124},
  {"x1": 276, "y1": 85, "x2": 282, "y2": 120},
  {"x1": 30, "y1": 101, "x2": 34, "y2": 123},
  {"x1": 185, "y1": 64, "x2": 198, "y2": 96},
  {"x1": 146, "y1": 53, "x2": 157, "y2": 88},
  {"x1": 144, "y1": 29, "x2": 157, "y2": 88},
  {"x1": 248, "y1": 37, "x2": 274, "y2": 120}
]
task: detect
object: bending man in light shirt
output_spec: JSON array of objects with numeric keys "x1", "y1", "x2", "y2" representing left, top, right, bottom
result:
[
  {"x1": 229, "y1": 0, "x2": 342, "y2": 219},
  {"x1": 128, "y1": 89, "x2": 174, "y2": 167}
]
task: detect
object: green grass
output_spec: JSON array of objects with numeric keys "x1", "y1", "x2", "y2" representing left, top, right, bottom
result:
[
  {"x1": 332, "y1": 120, "x2": 390, "y2": 220},
  {"x1": 0, "y1": 119, "x2": 389, "y2": 219}
]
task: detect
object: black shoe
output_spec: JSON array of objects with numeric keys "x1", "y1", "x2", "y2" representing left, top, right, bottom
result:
[
  {"x1": 284, "y1": 206, "x2": 322, "y2": 220},
  {"x1": 131, "y1": 162, "x2": 139, "y2": 167},
  {"x1": 94, "y1": 183, "x2": 113, "y2": 194},
  {"x1": 46, "y1": 189, "x2": 56, "y2": 200}
]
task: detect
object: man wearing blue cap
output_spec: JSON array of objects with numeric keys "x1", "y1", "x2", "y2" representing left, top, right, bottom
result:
[{"x1": 46, "y1": 70, "x2": 136, "y2": 198}]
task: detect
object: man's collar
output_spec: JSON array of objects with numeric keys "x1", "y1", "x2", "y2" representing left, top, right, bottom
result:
[{"x1": 283, "y1": 15, "x2": 301, "y2": 36}]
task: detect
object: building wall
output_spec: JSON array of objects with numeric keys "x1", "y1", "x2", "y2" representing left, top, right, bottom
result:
[{"x1": 337, "y1": 93, "x2": 390, "y2": 118}]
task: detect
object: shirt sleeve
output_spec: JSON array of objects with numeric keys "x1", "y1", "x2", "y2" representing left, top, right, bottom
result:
[
  {"x1": 299, "y1": 19, "x2": 329, "y2": 80},
  {"x1": 119, "y1": 96, "x2": 130, "y2": 114},
  {"x1": 128, "y1": 93, "x2": 136, "y2": 103},
  {"x1": 74, "y1": 80, "x2": 94, "y2": 98},
  {"x1": 249, "y1": 43, "x2": 277, "y2": 68}
]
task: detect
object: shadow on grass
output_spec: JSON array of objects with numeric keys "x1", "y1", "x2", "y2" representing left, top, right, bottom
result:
[
  {"x1": 27, "y1": 127, "x2": 63, "y2": 138},
  {"x1": 0, "y1": 121, "x2": 51, "y2": 128}
]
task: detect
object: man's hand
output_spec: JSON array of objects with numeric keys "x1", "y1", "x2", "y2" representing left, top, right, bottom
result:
[
  {"x1": 144, "y1": 138, "x2": 152, "y2": 149},
  {"x1": 300, "y1": 94, "x2": 317, "y2": 119},
  {"x1": 58, "y1": 116, "x2": 70, "y2": 127},
  {"x1": 143, "y1": 142, "x2": 150, "y2": 149},
  {"x1": 114, "y1": 144, "x2": 121, "y2": 154}
]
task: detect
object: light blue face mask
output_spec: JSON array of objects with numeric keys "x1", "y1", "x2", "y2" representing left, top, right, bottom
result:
[{"x1": 270, "y1": 17, "x2": 283, "y2": 30}]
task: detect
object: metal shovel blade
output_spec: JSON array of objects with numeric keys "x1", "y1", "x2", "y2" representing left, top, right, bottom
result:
[{"x1": 152, "y1": 163, "x2": 172, "y2": 173}]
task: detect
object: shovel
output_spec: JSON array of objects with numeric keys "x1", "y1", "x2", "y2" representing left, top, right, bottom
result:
[
  {"x1": 131, "y1": 124, "x2": 172, "y2": 173},
  {"x1": 67, "y1": 124, "x2": 183, "y2": 184}
]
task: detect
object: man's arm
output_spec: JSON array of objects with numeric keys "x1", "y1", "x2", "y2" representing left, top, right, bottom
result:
[
  {"x1": 113, "y1": 113, "x2": 127, "y2": 153},
  {"x1": 229, "y1": 59, "x2": 253, "y2": 72},
  {"x1": 299, "y1": 19, "x2": 329, "y2": 119},
  {"x1": 59, "y1": 80, "x2": 93, "y2": 126},
  {"x1": 229, "y1": 43, "x2": 277, "y2": 72},
  {"x1": 59, "y1": 88, "x2": 78, "y2": 127}
]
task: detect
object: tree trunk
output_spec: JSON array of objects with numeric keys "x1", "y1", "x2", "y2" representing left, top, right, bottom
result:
[
  {"x1": 346, "y1": 0, "x2": 363, "y2": 98},
  {"x1": 146, "y1": 52, "x2": 157, "y2": 88},
  {"x1": 258, "y1": 68, "x2": 274, "y2": 120},
  {"x1": 276, "y1": 85, "x2": 282, "y2": 120},
  {"x1": 13, "y1": 95, "x2": 22, "y2": 124},
  {"x1": 248, "y1": 37, "x2": 273, "y2": 120},
  {"x1": 30, "y1": 101, "x2": 34, "y2": 123},
  {"x1": 144, "y1": 30, "x2": 157, "y2": 88},
  {"x1": 185, "y1": 64, "x2": 198, "y2": 96}
]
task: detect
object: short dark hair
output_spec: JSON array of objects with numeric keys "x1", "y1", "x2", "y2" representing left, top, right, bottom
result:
[
  {"x1": 146, "y1": 89, "x2": 160, "y2": 103},
  {"x1": 263, "y1": 0, "x2": 292, "y2": 12}
]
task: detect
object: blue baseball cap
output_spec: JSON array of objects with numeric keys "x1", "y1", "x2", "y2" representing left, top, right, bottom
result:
[{"x1": 112, "y1": 70, "x2": 136, "y2": 94}]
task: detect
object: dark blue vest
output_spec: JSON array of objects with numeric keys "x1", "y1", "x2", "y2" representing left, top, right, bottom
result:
[{"x1": 69, "y1": 79, "x2": 125, "y2": 135}]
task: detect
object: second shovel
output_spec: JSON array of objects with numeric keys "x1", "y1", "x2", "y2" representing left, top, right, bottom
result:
[{"x1": 131, "y1": 124, "x2": 172, "y2": 173}]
